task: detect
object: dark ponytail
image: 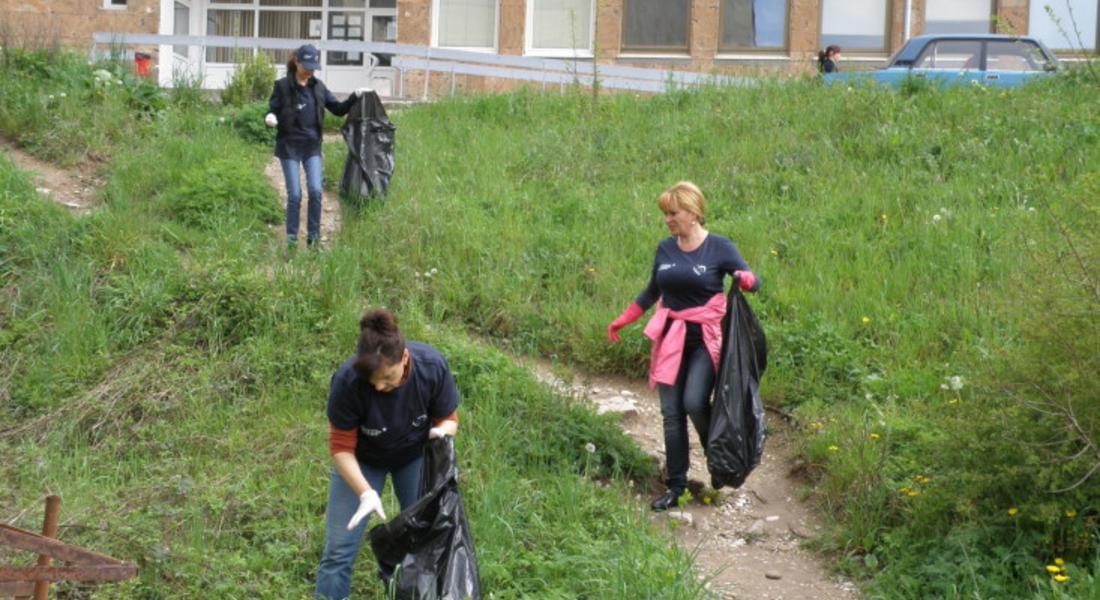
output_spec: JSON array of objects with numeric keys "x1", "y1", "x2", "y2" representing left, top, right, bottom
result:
[
  {"x1": 353, "y1": 309, "x2": 406, "y2": 377},
  {"x1": 286, "y1": 53, "x2": 298, "y2": 79}
]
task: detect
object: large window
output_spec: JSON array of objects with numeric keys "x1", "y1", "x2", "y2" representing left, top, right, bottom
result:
[
  {"x1": 622, "y1": 0, "x2": 690, "y2": 51},
  {"x1": 1028, "y1": 0, "x2": 1098, "y2": 51},
  {"x1": 925, "y1": 0, "x2": 992, "y2": 34},
  {"x1": 206, "y1": 10, "x2": 255, "y2": 63},
  {"x1": 527, "y1": 0, "x2": 594, "y2": 55},
  {"x1": 260, "y1": 10, "x2": 322, "y2": 63},
  {"x1": 434, "y1": 0, "x2": 498, "y2": 50},
  {"x1": 720, "y1": 0, "x2": 787, "y2": 51},
  {"x1": 820, "y1": 0, "x2": 889, "y2": 52}
]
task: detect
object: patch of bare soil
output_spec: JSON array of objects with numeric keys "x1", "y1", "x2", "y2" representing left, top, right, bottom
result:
[
  {"x1": 0, "y1": 138, "x2": 101, "y2": 211},
  {"x1": 528, "y1": 361, "x2": 859, "y2": 600}
]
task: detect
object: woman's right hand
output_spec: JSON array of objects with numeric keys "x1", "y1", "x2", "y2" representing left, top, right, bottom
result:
[
  {"x1": 347, "y1": 488, "x2": 385, "y2": 530},
  {"x1": 264, "y1": 113, "x2": 278, "y2": 128},
  {"x1": 607, "y1": 302, "x2": 644, "y2": 342}
]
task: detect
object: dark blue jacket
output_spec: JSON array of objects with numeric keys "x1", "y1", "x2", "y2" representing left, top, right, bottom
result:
[{"x1": 268, "y1": 75, "x2": 355, "y2": 160}]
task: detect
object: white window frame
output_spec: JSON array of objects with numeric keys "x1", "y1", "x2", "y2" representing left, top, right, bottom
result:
[
  {"x1": 819, "y1": 0, "x2": 891, "y2": 54},
  {"x1": 524, "y1": 0, "x2": 596, "y2": 57},
  {"x1": 431, "y1": 0, "x2": 500, "y2": 53},
  {"x1": 103, "y1": 0, "x2": 128, "y2": 9}
]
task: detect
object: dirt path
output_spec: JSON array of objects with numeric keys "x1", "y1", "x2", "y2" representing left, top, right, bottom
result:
[
  {"x1": 527, "y1": 360, "x2": 858, "y2": 599},
  {"x1": 262, "y1": 134, "x2": 344, "y2": 249},
  {"x1": 0, "y1": 138, "x2": 101, "y2": 211}
]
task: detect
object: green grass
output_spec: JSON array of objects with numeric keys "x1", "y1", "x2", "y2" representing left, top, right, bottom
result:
[{"x1": 2, "y1": 47, "x2": 1098, "y2": 598}]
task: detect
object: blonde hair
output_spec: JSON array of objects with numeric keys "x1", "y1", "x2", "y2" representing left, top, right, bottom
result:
[{"x1": 657, "y1": 181, "x2": 706, "y2": 224}]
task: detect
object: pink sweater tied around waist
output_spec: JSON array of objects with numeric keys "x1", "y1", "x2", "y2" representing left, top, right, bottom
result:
[{"x1": 643, "y1": 293, "x2": 726, "y2": 389}]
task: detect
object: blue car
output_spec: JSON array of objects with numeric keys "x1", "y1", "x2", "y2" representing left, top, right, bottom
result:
[{"x1": 824, "y1": 34, "x2": 1059, "y2": 88}]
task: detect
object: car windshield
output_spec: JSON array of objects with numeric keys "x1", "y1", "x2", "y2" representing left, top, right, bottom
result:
[{"x1": 887, "y1": 38, "x2": 923, "y2": 67}]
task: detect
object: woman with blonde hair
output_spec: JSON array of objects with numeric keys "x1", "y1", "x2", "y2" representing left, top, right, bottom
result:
[{"x1": 607, "y1": 182, "x2": 759, "y2": 510}]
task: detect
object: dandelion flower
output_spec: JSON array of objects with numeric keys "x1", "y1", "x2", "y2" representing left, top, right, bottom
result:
[
  {"x1": 1053, "y1": 574, "x2": 1069, "y2": 583},
  {"x1": 948, "y1": 398, "x2": 958, "y2": 405},
  {"x1": 1007, "y1": 507, "x2": 1019, "y2": 516},
  {"x1": 869, "y1": 433, "x2": 880, "y2": 440},
  {"x1": 948, "y1": 376, "x2": 964, "y2": 391},
  {"x1": 828, "y1": 445, "x2": 839, "y2": 452},
  {"x1": 931, "y1": 214, "x2": 942, "y2": 223},
  {"x1": 770, "y1": 249, "x2": 778, "y2": 257},
  {"x1": 702, "y1": 496, "x2": 712, "y2": 505},
  {"x1": 59, "y1": 92, "x2": 66, "y2": 98},
  {"x1": 907, "y1": 490, "x2": 919, "y2": 497},
  {"x1": 1046, "y1": 565, "x2": 1062, "y2": 574},
  {"x1": 1065, "y1": 510, "x2": 1077, "y2": 518},
  {"x1": 1055, "y1": 558, "x2": 1065, "y2": 566},
  {"x1": 584, "y1": 442, "x2": 596, "y2": 454},
  {"x1": 862, "y1": 316, "x2": 871, "y2": 324},
  {"x1": 940, "y1": 383, "x2": 950, "y2": 390},
  {"x1": 430, "y1": 267, "x2": 439, "y2": 275}
]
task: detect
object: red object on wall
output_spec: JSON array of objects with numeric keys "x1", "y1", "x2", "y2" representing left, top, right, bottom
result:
[{"x1": 134, "y1": 52, "x2": 152, "y2": 77}]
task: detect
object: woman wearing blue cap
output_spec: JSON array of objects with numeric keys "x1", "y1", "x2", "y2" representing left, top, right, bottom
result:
[{"x1": 265, "y1": 43, "x2": 368, "y2": 250}]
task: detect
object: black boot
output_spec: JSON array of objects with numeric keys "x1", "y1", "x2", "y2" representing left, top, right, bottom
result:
[{"x1": 650, "y1": 489, "x2": 683, "y2": 512}]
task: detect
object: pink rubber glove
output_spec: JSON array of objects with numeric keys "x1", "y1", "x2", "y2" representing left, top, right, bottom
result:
[
  {"x1": 607, "y1": 302, "x2": 644, "y2": 342},
  {"x1": 734, "y1": 270, "x2": 757, "y2": 292}
]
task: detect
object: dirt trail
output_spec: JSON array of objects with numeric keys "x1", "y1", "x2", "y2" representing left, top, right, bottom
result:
[
  {"x1": 0, "y1": 138, "x2": 101, "y2": 211},
  {"x1": 262, "y1": 133, "x2": 344, "y2": 249},
  {"x1": 526, "y1": 360, "x2": 858, "y2": 599}
]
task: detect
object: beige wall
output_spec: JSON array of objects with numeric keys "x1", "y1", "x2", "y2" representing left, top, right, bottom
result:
[{"x1": 0, "y1": 0, "x2": 159, "y2": 50}]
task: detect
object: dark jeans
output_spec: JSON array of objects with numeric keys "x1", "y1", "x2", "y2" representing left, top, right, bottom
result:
[{"x1": 657, "y1": 345, "x2": 715, "y2": 492}]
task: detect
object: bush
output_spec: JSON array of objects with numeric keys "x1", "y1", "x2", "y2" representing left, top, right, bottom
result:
[
  {"x1": 229, "y1": 100, "x2": 277, "y2": 146},
  {"x1": 166, "y1": 157, "x2": 280, "y2": 229},
  {"x1": 221, "y1": 50, "x2": 276, "y2": 108}
]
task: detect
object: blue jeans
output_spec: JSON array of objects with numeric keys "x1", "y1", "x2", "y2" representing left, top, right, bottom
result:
[
  {"x1": 280, "y1": 154, "x2": 324, "y2": 243},
  {"x1": 657, "y1": 345, "x2": 715, "y2": 492},
  {"x1": 315, "y1": 456, "x2": 424, "y2": 600}
]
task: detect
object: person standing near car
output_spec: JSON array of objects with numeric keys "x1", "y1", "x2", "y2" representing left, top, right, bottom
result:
[
  {"x1": 818, "y1": 45, "x2": 842, "y2": 73},
  {"x1": 265, "y1": 43, "x2": 368, "y2": 251},
  {"x1": 607, "y1": 181, "x2": 759, "y2": 511},
  {"x1": 315, "y1": 308, "x2": 460, "y2": 599}
]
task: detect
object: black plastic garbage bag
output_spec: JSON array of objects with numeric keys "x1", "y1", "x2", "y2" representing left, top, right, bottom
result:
[
  {"x1": 368, "y1": 437, "x2": 482, "y2": 600},
  {"x1": 706, "y1": 288, "x2": 768, "y2": 489},
  {"x1": 340, "y1": 90, "x2": 395, "y2": 200}
]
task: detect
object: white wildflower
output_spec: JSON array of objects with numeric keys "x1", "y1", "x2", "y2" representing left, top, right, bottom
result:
[
  {"x1": 931, "y1": 214, "x2": 942, "y2": 223},
  {"x1": 940, "y1": 383, "x2": 949, "y2": 391},
  {"x1": 430, "y1": 267, "x2": 439, "y2": 275},
  {"x1": 948, "y1": 376, "x2": 964, "y2": 391},
  {"x1": 584, "y1": 442, "x2": 596, "y2": 454}
]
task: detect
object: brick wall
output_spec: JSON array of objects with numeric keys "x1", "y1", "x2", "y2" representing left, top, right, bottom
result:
[{"x1": 0, "y1": 0, "x2": 159, "y2": 51}]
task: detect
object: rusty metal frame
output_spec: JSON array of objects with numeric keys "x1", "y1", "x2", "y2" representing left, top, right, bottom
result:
[{"x1": 1, "y1": 497, "x2": 137, "y2": 599}]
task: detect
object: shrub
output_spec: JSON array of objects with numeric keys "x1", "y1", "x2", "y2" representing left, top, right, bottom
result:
[
  {"x1": 230, "y1": 100, "x2": 277, "y2": 146},
  {"x1": 166, "y1": 157, "x2": 280, "y2": 229},
  {"x1": 221, "y1": 50, "x2": 276, "y2": 108}
]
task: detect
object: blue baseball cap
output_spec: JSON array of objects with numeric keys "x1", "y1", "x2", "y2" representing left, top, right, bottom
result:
[{"x1": 297, "y1": 44, "x2": 322, "y2": 71}]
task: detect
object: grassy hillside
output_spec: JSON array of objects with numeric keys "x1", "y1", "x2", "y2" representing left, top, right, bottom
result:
[{"x1": 2, "y1": 46, "x2": 1098, "y2": 597}]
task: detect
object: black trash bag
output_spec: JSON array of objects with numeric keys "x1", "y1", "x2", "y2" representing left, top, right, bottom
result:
[
  {"x1": 368, "y1": 437, "x2": 482, "y2": 600},
  {"x1": 339, "y1": 90, "x2": 395, "y2": 200},
  {"x1": 706, "y1": 288, "x2": 768, "y2": 489}
]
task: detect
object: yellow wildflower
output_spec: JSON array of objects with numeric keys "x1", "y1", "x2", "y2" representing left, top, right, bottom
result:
[
  {"x1": 1007, "y1": 507, "x2": 1019, "y2": 516},
  {"x1": 828, "y1": 445, "x2": 839, "y2": 452},
  {"x1": 862, "y1": 316, "x2": 871, "y2": 324},
  {"x1": 770, "y1": 249, "x2": 779, "y2": 257},
  {"x1": 869, "y1": 433, "x2": 880, "y2": 440},
  {"x1": 1046, "y1": 565, "x2": 1062, "y2": 574},
  {"x1": 1054, "y1": 558, "x2": 1065, "y2": 566},
  {"x1": 1054, "y1": 574, "x2": 1069, "y2": 583},
  {"x1": 1065, "y1": 510, "x2": 1077, "y2": 518},
  {"x1": 907, "y1": 490, "x2": 919, "y2": 497}
]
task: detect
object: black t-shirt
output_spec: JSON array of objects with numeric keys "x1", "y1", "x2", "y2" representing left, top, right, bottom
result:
[
  {"x1": 635, "y1": 234, "x2": 753, "y2": 349},
  {"x1": 327, "y1": 342, "x2": 461, "y2": 467}
]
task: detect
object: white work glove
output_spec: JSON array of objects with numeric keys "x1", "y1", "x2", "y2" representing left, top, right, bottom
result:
[
  {"x1": 428, "y1": 426, "x2": 451, "y2": 440},
  {"x1": 264, "y1": 113, "x2": 277, "y2": 128},
  {"x1": 354, "y1": 87, "x2": 372, "y2": 97},
  {"x1": 347, "y1": 489, "x2": 386, "y2": 530}
]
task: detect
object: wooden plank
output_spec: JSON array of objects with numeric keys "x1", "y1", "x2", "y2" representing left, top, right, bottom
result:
[
  {"x1": 0, "y1": 581, "x2": 36, "y2": 596},
  {"x1": 0, "y1": 525, "x2": 122, "y2": 566},
  {"x1": 0, "y1": 565, "x2": 137, "y2": 583}
]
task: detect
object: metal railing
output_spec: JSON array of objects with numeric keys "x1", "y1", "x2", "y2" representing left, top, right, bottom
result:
[{"x1": 91, "y1": 33, "x2": 752, "y2": 98}]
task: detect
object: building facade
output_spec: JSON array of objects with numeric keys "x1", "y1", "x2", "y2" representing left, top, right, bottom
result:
[{"x1": 0, "y1": 0, "x2": 1096, "y2": 95}]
